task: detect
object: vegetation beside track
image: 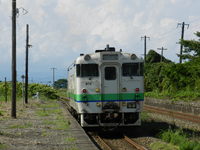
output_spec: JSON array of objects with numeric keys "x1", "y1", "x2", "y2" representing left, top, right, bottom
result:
[
  {"x1": 150, "y1": 129, "x2": 200, "y2": 150},
  {"x1": 0, "y1": 82, "x2": 59, "y2": 102},
  {"x1": 145, "y1": 32, "x2": 200, "y2": 101},
  {"x1": 145, "y1": 58, "x2": 200, "y2": 101}
]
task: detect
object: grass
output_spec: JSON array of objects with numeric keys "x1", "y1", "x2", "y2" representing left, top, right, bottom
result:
[
  {"x1": 43, "y1": 120, "x2": 57, "y2": 125},
  {"x1": 0, "y1": 110, "x2": 4, "y2": 116},
  {"x1": 150, "y1": 141, "x2": 179, "y2": 150},
  {"x1": 41, "y1": 130, "x2": 49, "y2": 137},
  {"x1": 158, "y1": 129, "x2": 200, "y2": 150},
  {"x1": 65, "y1": 147, "x2": 78, "y2": 150},
  {"x1": 36, "y1": 108, "x2": 50, "y2": 117},
  {"x1": 53, "y1": 120, "x2": 69, "y2": 130},
  {"x1": 0, "y1": 143, "x2": 7, "y2": 150},
  {"x1": 9, "y1": 122, "x2": 33, "y2": 129},
  {"x1": 65, "y1": 137, "x2": 76, "y2": 143},
  {"x1": 43, "y1": 118, "x2": 70, "y2": 130},
  {"x1": 36, "y1": 102, "x2": 63, "y2": 117},
  {"x1": 37, "y1": 101, "x2": 70, "y2": 130},
  {"x1": 140, "y1": 112, "x2": 150, "y2": 121},
  {"x1": 57, "y1": 88, "x2": 68, "y2": 97},
  {"x1": 145, "y1": 90, "x2": 200, "y2": 101}
]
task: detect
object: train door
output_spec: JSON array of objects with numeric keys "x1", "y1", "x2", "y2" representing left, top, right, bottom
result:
[{"x1": 101, "y1": 64, "x2": 120, "y2": 111}]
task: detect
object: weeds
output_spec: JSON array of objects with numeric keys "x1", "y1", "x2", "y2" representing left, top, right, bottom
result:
[
  {"x1": 65, "y1": 137, "x2": 76, "y2": 143},
  {"x1": 150, "y1": 141, "x2": 179, "y2": 150},
  {"x1": 158, "y1": 129, "x2": 200, "y2": 150},
  {"x1": 9, "y1": 123, "x2": 32, "y2": 129},
  {"x1": 141, "y1": 112, "x2": 150, "y2": 121},
  {"x1": 36, "y1": 108, "x2": 49, "y2": 117},
  {"x1": 0, "y1": 143, "x2": 7, "y2": 149}
]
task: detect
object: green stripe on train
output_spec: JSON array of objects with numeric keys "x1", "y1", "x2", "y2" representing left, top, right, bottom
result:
[{"x1": 68, "y1": 93, "x2": 144, "y2": 102}]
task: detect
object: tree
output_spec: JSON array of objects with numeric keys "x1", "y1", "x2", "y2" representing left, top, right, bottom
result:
[
  {"x1": 146, "y1": 50, "x2": 171, "y2": 63},
  {"x1": 54, "y1": 79, "x2": 68, "y2": 89},
  {"x1": 180, "y1": 31, "x2": 200, "y2": 60}
]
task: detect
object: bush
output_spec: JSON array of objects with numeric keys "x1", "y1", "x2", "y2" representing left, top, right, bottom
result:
[
  {"x1": 0, "y1": 82, "x2": 59, "y2": 101},
  {"x1": 159, "y1": 129, "x2": 200, "y2": 150},
  {"x1": 29, "y1": 84, "x2": 59, "y2": 99},
  {"x1": 145, "y1": 57, "x2": 200, "y2": 100}
]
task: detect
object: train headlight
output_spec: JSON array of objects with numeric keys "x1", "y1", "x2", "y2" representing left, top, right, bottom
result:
[
  {"x1": 131, "y1": 54, "x2": 137, "y2": 60},
  {"x1": 127, "y1": 102, "x2": 136, "y2": 108},
  {"x1": 84, "y1": 54, "x2": 91, "y2": 61}
]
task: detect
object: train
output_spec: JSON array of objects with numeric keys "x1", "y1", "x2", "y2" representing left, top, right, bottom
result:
[{"x1": 67, "y1": 45, "x2": 144, "y2": 127}]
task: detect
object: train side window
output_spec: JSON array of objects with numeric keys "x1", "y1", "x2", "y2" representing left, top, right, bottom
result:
[
  {"x1": 122, "y1": 63, "x2": 143, "y2": 76},
  {"x1": 81, "y1": 64, "x2": 99, "y2": 77},
  {"x1": 105, "y1": 67, "x2": 116, "y2": 80}
]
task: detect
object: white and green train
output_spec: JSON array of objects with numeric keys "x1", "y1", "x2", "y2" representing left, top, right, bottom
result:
[{"x1": 67, "y1": 45, "x2": 144, "y2": 127}]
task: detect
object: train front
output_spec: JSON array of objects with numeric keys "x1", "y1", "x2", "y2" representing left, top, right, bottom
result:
[{"x1": 70, "y1": 45, "x2": 144, "y2": 127}]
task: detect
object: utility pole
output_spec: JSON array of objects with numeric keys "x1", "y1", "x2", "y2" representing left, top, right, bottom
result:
[
  {"x1": 177, "y1": 22, "x2": 189, "y2": 63},
  {"x1": 11, "y1": 0, "x2": 17, "y2": 118},
  {"x1": 21, "y1": 75, "x2": 25, "y2": 105},
  {"x1": 51, "y1": 68, "x2": 56, "y2": 87},
  {"x1": 141, "y1": 35, "x2": 150, "y2": 63},
  {"x1": 157, "y1": 47, "x2": 167, "y2": 62},
  {"x1": 5, "y1": 77, "x2": 8, "y2": 102},
  {"x1": 25, "y1": 24, "x2": 31, "y2": 104}
]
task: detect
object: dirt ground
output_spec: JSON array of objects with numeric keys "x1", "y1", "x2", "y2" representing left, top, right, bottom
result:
[{"x1": 0, "y1": 99, "x2": 78, "y2": 150}]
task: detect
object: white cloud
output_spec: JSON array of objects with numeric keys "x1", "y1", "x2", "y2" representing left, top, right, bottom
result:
[{"x1": 0, "y1": 0, "x2": 200, "y2": 81}]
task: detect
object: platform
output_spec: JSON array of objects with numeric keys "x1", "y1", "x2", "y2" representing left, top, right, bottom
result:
[{"x1": 0, "y1": 99, "x2": 98, "y2": 150}]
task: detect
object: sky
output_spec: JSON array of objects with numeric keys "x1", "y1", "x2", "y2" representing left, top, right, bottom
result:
[{"x1": 0, "y1": 0, "x2": 200, "y2": 84}]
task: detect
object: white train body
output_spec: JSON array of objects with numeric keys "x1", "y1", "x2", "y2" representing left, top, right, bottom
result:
[{"x1": 67, "y1": 46, "x2": 144, "y2": 127}]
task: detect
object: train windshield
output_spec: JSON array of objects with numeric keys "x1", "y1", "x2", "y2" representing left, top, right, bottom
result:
[
  {"x1": 76, "y1": 64, "x2": 99, "y2": 77},
  {"x1": 122, "y1": 63, "x2": 143, "y2": 76}
]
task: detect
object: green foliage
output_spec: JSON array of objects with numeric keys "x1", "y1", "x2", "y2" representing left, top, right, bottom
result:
[
  {"x1": 0, "y1": 82, "x2": 59, "y2": 101},
  {"x1": 150, "y1": 142, "x2": 179, "y2": 150},
  {"x1": 54, "y1": 79, "x2": 68, "y2": 89},
  {"x1": 146, "y1": 50, "x2": 172, "y2": 63},
  {"x1": 159, "y1": 129, "x2": 200, "y2": 150},
  {"x1": 145, "y1": 57, "x2": 200, "y2": 100},
  {"x1": 140, "y1": 112, "x2": 150, "y2": 121},
  {"x1": 38, "y1": 102, "x2": 70, "y2": 130},
  {"x1": 9, "y1": 123, "x2": 33, "y2": 129},
  {"x1": 29, "y1": 83, "x2": 58, "y2": 99},
  {"x1": 57, "y1": 88, "x2": 68, "y2": 97},
  {"x1": 0, "y1": 143, "x2": 7, "y2": 149},
  {"x1": 180, "y1": 31, "x2": 200, "y2": 60}
]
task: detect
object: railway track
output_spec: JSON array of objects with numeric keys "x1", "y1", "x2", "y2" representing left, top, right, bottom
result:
[
  {"x1": 88, "y1": 132, "x2": 148, "y2": 150},
  {"x1": 60, "y1": 98, "x2": 149, "y2": 150},
  {"x1": 144, "y1": 105, "x2": 200, "y2": 124}
]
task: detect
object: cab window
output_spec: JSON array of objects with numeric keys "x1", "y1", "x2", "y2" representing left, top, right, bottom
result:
[
  {"x1": 122, "y1": 63, "x2": 143, "y2": 76},
  {"x1": 76, "y1": 64, "x2": 99, "y2": 77}
]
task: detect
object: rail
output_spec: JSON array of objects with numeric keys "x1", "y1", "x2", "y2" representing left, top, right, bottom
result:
[{"x1": 144, "y1": 105, "x2": 200, "y2": 124}]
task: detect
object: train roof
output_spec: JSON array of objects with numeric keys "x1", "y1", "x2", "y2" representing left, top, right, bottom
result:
[{"x1": 75, "y1": 45, "x2": 143, "y2": 64}]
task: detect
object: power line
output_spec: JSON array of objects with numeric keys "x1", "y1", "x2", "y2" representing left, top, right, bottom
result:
[
  {"x1": 177, "y1": 22, "x2": 189, "y2": 64},
  {"x1": 157, "y1": 47, "x2": 167, "y2": 62}
]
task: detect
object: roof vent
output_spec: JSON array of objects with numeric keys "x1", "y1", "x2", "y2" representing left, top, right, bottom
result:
[
  {"x1": 95, "y1": 44, "x2": 115, "y2": 53},
  {"x1": 105, "y1": 44, "x2": 115, "y2": 52}
]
